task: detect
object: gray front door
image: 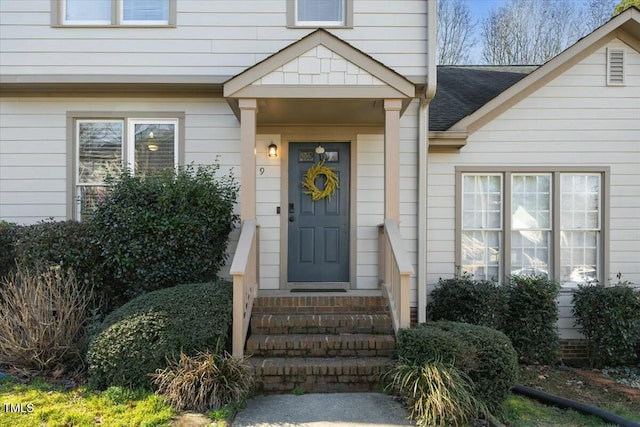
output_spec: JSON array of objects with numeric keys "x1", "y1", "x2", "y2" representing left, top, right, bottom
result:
[{"x1": 288, "y1": 142, "x2": 350, "y2": 283}]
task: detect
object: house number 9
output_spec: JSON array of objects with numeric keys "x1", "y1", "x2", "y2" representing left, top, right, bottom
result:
[{"x1": 259, "y1": 167, "x2": 265, "y2": 176}]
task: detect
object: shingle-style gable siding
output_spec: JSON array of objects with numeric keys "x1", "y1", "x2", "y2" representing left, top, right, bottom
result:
[
  {"x1": 426, "y1": 38, "x2": 640, "y2": 338},
  {"x1": 0, "y1": 0, "x2": 428, "y2": 81}
]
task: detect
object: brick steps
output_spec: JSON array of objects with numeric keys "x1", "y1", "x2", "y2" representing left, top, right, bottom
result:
[
  {"x1": 251, "y1": 295, "x2": 389, "y2": 314},
  {"x1": 248, "y1": 295, "x2": 395, "y2": 393},
  {"x1": 250, "y1": 357, "x2": 391, "y2": 393},
  {"x1": 251, "y1": 313, "x2": 394, "y2": 335},
  {"x1": 246, "y1": 333, "x2": 395, "y2": 357}
]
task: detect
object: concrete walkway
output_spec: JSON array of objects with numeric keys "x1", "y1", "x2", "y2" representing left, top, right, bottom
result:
[{"x1": 233, "y1": 393, "x2": 414, "y2": 427}]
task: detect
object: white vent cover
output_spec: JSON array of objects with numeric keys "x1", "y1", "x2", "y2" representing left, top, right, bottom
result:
[{"x1": 607, "y1": 48, "x2": 625, "y2": 85}]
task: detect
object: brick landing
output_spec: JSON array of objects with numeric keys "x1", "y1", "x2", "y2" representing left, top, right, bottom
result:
[{"x1": 247, "y1": 294, "x2": 395, "y2": 393}]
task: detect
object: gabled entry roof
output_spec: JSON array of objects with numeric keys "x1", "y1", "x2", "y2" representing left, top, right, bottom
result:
[
  {"x1": 223, "y1": 30, "x2": 416, "y2": 125},
  {"x1": 224, "y1": 29, "x2": 415, "y2": 100}
]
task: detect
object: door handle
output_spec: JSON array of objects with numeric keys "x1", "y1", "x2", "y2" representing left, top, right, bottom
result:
[
  {"x1": 289, "y1": 203, "x2": 295, "y2": 213},
  {"x1": 289, "y1": 216, "x2": 295, "y2": 222}
]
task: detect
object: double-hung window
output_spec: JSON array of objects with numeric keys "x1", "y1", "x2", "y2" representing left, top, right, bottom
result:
[
  {"x1": 288, "y1": 0, "x2": 352, "y2": 27},
  {"x1": 75, "y1": 117, "x2": 179, "y2": 218},
  {"x1": 459, "y1": 170, "x2": 605, "y2": 285},
  {"x1": 61, "y1": 0, "x2": 172, "y2": 26}
]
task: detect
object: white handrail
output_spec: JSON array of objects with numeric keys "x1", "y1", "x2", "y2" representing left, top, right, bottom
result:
[
  {"x1": 378, "y1": 219, "x2": 413, "y2": 333},
  {"x1": 230, "y1": 220, "x2": 259, "y2": 357}
]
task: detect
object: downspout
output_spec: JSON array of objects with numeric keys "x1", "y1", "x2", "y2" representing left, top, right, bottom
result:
[{"x1": 417, "y1": 0, "x2": 438, "y2": 323}]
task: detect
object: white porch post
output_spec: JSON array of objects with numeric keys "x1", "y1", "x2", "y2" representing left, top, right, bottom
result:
[
  {"x1": 239, "y1": 98, "x2": 257, "y2": 220},
  {"x1": 384, "y1": 99, "x2": 402, "y2": 221}
]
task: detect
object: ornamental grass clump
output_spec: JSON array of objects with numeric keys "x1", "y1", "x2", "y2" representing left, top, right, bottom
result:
[
  {"x1": 0, "y1": 266, "x2": 93, "y2": 371},
  {"x1": 151, "y1": 351, "x2": 254, "y2": 412},
  {"x1": 385, "y1": 358, "x2": 487, "y2": 427}
]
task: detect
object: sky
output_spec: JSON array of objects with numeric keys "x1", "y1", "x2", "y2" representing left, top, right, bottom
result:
[{"x1": 458, "y1": 0, "x2": 599, "y2": 63}]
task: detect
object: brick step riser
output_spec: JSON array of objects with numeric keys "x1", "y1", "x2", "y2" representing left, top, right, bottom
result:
[
  {"x1": 246, "y1": 335, "x2": 395, "y2": 358},
  {"x1": 251, "y1": 314, "x2": 393, "y2": 335},
  {"x1": 251, "y1": 306, "x2": 389, "y2": 314},
  {"x1": 251, "y1": 359, "x2": 389, "y2": 393},
  {"x1": 252, "y1": 296, "x2": 389, "y2": 314},
  {"x1": 253, "y1": 326, "x2": 394, "y2": 335}
]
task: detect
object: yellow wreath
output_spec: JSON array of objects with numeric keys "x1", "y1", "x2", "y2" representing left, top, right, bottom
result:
[{"x1": 302, "y1": 159, "x2": 339, "y2": 202}]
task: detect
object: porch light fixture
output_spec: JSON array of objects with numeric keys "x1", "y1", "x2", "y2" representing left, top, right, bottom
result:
[{"x1": 268, "y1": 142, "x2": 278, "y2": 158}]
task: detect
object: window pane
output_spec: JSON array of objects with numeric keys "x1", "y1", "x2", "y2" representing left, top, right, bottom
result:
[
  {"x1": 512, "y1": 174, "x2": 551, "y2": 229},
  {"x1": 133, "y1": 123, "x2": 175, "y2": 175},
  {"x1": 123, "y1": 0, "x2": 169, "y2": 22},
  {"x1": 77, "y1": 185, "x2": 107, "y2": 218},
  {"x1": 65, "y1": 0, "x2": 111, "y2": 22},
  {"x1": 462, "y1": 231, "x2": 501, "y2": 281},
  {"x1": 78, "y1": 121, "x2": 123, "y2": 183},
  {"x1": 561, "y1": 174, "x2": 600, "y2": 230},
  {"x1": 297, "y1": 0, "x2": 344, "y2": 22},
  {"x1": 462, "y1": 175, "x2": 502, "y2": 229},
  {"x1": 560, "y1": 231, "x2": 599, "y2": 283},
  {"x1": 511, "y1": 231, "x2": 550, "y2": 277}
]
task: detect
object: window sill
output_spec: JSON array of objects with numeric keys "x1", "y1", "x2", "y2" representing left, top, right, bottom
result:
[
  {"x1": 52, "y1": 24, "x2": 176, "y2": 29},
  {"x1": 287, "y1": 24, "x2": 353, "y2": 29}
]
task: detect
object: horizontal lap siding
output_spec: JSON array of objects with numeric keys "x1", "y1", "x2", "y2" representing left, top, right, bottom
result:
[
  {"x1": 0, "y1": 98, "x2": 240, "y2": 252},
  {"x1": 356, "y1": 134, "x2": 383, "y2": 289},
  {"x1": 0, "y1": 0, "x2": 427, "y2": 79},
  {"x1": 256, "y1": 134, "x2": 281, "y2": 290},
  {"x1": 426, "y1": 39, "x2": 640, "y2": 338}
]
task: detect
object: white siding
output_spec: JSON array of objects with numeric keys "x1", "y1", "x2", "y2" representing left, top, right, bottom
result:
[
  {"x1": 426, "y1": 39, "x2": 640, "y2": 338},
  {"x1": 356, "y1": 133, "x2": 383, "y2": 289},
  {"x1": 256, "y1": 134, "x2": 282, "y2": 290},
  {"x1": 0, "y1": 0, "x2": 428, "y2": 79}
]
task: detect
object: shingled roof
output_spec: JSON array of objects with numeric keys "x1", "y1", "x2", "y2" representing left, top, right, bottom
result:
[{"x1": 430, "y1": 65, "x2": 537, "y2": 131}]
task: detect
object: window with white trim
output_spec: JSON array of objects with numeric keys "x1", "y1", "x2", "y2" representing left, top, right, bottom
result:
[
  {"x1": 62, "y1": 0, "x2": 171, "y2": 26},
  {"x1": 288, "y1": 0, "x2": 351, "y2": 27},
  {"x1": 75, "y1": 118, "x2": 179, "y2": 218},
  {"x1": 460, "y1": 171, "x2": 603, "y2": 285}
]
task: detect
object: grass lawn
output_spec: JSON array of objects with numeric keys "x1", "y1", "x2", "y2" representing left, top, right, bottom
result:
[
  {"x1": 502, "y1": 365, "x2": 640, "y2": 427},
  {"x1": 0, "y1": 377, "x2": 175, "y2": 427}
]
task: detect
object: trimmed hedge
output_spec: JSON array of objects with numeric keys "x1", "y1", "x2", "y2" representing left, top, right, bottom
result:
[
  {"x1": 87, "y1": 165, "x2": 238, "y2": 306},
  {"x1": 87, "y1": 282, "x2": 232, "y2": 390},
  {"x1": 396, "y1": 321, "x2": 518, "y2": 415},
  {"x1": 573, "y1": 282, "x2": 640, "y2": 367},
  {"x1": 503, "y1": 275, "x2": 561, "y2": 365},
  {"x1": 429, "y1": 275, "x2": 507, "y2": 330}
]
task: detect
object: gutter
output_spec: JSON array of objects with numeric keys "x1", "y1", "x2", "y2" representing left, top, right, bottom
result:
[{"x1": 417, "y1": 0, "x2": 438, "y2": 323}]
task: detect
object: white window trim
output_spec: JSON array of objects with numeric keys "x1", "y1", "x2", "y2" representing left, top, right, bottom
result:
[
  {"x1": 287, "y1": 0, "x2": 353, "y2": 28},
  {"x1": 456, "y1": 168, "x2": 609, "y2": 287},
  {"x1": 69, "y1": 112, "x2": 184, "y2": 220},
  {"x1": 55, "y1": 0, "x2": 175, "y2": 27}
]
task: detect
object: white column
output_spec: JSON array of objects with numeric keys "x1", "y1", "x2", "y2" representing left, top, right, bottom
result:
[
  {"x1": 239, "y1": 99, "x2": 257, "y2": 220},
  {"x1": 384, "y1": 99, "x2": 402, "y2": 221}
]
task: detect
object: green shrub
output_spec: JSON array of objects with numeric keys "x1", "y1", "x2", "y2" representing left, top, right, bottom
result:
[
  {"x1": 0, "y1": 266, "x2": 93, "y2": 371},
  {"x1": 428, "y1": 274, "x2": 507, "y2": 330},
  {"x1": 0, "y1": 221, "x2": 20, "y2": 279},
  {"x1": 87, "y1": 282, "x2": 232, "y2": 390},
  {"x1": 87, "y1": 164, "x2": 238, "y2": 305},
  {"x1": 396, "y1": 322, "x2": 518, "y2": 415},
  {"x1": 503, "y1": 275, "x2": 561, "y2": 365},
  {"x1": 151, "y1": 350, "x2": 254, "y2": 411},
  {"x1": 384, "y1": 358, "x2": 487, "y2": 427},
  {"x1": 14, "y1": 219, "x2": 98, "y2": 282},
  {"x1": 572, "y1": 280, "x2": 640, "y2": 367}
]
